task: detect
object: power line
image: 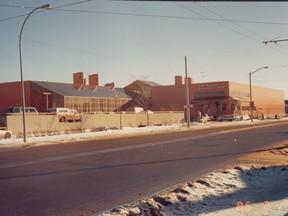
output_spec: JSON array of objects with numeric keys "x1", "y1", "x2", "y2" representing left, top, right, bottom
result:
[
  {"x1": 0, "y1": 4, "x2": 32, "y2": 9},
  {"x1": 0, "y1": 0, "x2": 96, "y2": 22},
  {"x1": 174, "y1": 2, "x2": 261, "y2": 43},
  {"x1": 193, "y1": 2, "x2": 266, "y2": 40},
  {"x1": 2, "y1": 4, "x2": 288, "y2": 26},
  {"x1": 22, "y1": 37, "x2": 126, "y2": 59}
]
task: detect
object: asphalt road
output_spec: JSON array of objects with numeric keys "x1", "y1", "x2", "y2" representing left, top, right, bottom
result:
[{"x1": 0, "y1": 121, "x2": 288, "y2": 216}]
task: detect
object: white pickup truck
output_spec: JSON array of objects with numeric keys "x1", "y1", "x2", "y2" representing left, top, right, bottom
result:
[{"x1": 47, "y1": 108, "x2": 81, "y2": 122}]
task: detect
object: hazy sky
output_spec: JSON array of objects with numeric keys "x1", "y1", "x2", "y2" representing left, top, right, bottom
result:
[{"x1": 1, "y1": 0, "x2": 288, "y2": 97}]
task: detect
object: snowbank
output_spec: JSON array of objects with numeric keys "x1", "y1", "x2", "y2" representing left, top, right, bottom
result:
[{"x1": 100, "y1": 165, "x2": 288, "y2": 216}]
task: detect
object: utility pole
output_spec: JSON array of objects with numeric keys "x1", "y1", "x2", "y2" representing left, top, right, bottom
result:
[
  {"x1": 263, "y1": 39, "x2": 288, "y2": 45},
  {"x1": 185, "y1": 56, "x2": 191, "y2": 128},
  {"x1": 249, "y1": 67, "x2": 268, "y2": 122}
]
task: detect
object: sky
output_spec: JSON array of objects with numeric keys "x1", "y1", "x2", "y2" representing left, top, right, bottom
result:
[{"x1": 1, "y1": 0, "x2": 288, "y2": 98}]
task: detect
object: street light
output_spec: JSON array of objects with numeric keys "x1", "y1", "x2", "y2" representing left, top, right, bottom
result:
[
  {"x1": 249, "y1": 66, "x2": 268, "y2": 122},
  {"x1": 19, "y1": 4, "x2": 51, "y2": 143},
  {"x1": 185, "y1": 56, "x2": 191, "y2": 128}
]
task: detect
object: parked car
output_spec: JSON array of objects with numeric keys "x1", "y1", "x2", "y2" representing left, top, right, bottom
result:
[
  {"x1": 5, "y1": 107, "x2": 38, "y2": 114},
  {"x1": 200, "y1": 115, "x2": 214, "y2": 123},
  {"x1": 47, "y1": 108, "x2": 81, "y2": 122},
  {"x1": 0, "y1": 127, "x2": 12, "y2": 139},
  {"x1": 217, "y1": 115, "x2": 240, "y2": 122}
]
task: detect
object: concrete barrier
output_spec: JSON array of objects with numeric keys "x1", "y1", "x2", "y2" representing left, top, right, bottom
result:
[{"x1": 0, "y1": 112, "x2": 184, "y2": 137}]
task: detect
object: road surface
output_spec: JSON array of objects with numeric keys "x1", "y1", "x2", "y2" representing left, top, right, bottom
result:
[{"x1": 0, "y1": 121, "x2": 287, "y2": 216}]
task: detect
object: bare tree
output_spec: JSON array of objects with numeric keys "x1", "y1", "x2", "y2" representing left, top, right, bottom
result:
[{"x1": 125, "y1": 81, "x2": 153, "y2": 125}]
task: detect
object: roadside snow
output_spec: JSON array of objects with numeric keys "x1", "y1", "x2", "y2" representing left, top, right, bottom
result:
[
  {"x1": 1, "y1": 118, "x2": 284, "y2": 147},
  {"x1": 100, "y1": 166, "x2": 288, "y2": 216},
  {"x1": 0, "y1": 124, "x2": 185, "y2": 146}
]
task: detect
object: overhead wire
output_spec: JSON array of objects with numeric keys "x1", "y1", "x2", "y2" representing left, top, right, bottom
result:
[
  {"x1": 174, "y1": 3, "x2": 288, "y2": 57},
  {"x1": 22, "y1": 37, "x2": 126, "y2": 59},
  {"x1": 3, "y1": 1, "x2": 288, "y2": 58},
  {"x1": 194, "y1": 3, "x2": 288, "y2": 56},
  {"x1": 193, "y1": 2, "x2": 266, "y2": 41},
  {"x1": 174, "y1": 2, "x2": 262, "y2": 44},
  {"x1": 2, "y1": 3, "x2": 288, "y2": 26},
  {"x1": 0, "y1": 0, "x2": 97, "y2": 22}
]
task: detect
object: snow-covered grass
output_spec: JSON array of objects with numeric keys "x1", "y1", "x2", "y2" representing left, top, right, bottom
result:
[
  {"x1": 100, "y1": 165, "x2": 288, "y2": 216},
  {"x1": 0, "y1": 124, "x2": 185, "y2": 147}
]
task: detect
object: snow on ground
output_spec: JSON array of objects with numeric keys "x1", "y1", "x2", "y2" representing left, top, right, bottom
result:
[
  {"x1": 0, "y1": 117, "x2": 285, "y2": 147},
  {"x1": 100, "y1": 165, "x2": 288, "y2": 216},
  {"x1": 0, "y1": 124, "x2": 184, "y2": 147}
]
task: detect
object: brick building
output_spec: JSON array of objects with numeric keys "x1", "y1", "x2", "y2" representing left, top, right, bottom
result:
[
  {"x1": 0, "y1": 72, "x2": 130, "y2": 113},
  {"x1": 152, "y1": 76, "x2": 285, "y2": 120},
  {"x1": 0, "y1": 73, "x2": 285, "y2": 120},
  {"x1": 123, "y1": 80, "x2": 161, "y2": 111}
]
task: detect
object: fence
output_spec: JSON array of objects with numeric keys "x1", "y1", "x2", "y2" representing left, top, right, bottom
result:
[{"x1": 0, "y1": 112, "x2": 184, "y2": 137}]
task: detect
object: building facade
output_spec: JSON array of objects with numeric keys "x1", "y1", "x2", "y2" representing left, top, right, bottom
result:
[
  {"x1": 123, "y1": 80, "x2": 161, "y2": 111},
  {"x1": 0, "y1": 73, "x2": 285, "y2": 119},
  {"x1": 0, "y1": 72, "x2": 130, "y2": 114},
  {"x1": 152, "y1": 76, "x2": 285, "y2": 120}
]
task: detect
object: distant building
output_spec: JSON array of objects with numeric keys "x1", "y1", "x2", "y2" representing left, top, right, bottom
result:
[
  {"x1": 1, "y1": 72, "x2": 285, "y2": 119},
  {"x1": 0, "y1": 72, "x2": 130, "y2": 113},
  {"x1": 152, "y1": 76, "x2": 285, "y2": 120},
  {"x1": 152, "y1": 76, "x2": 192, "y2": 112},
  {"x1": 124, "y1": 80, "x2": 161, "y2": 111}
]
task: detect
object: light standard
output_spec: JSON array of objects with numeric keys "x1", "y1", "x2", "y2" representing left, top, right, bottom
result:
[
  {"x1": 19, "y1": 4, "x2": 51, "y2": 143},
  {"x1": 185, "y1": 56, "x2": 191, "y2": 128},
  {"x1": 249, "y1": 66, "x2": 268, "y2": 122}
]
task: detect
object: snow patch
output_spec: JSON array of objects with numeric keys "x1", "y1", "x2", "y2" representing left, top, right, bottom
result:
[{"x1": 100, "y1": 166, "x2": 288, "y2": 216}]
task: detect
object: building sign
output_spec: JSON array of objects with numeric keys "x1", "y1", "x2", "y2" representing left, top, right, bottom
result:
[{"x1": 197, "y1": 83, "x2": 226, "y2": 91}]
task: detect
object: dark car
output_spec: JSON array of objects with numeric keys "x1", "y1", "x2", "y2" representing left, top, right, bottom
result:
[{"x1": 217, "y1": 115, "x2": 240, "y2": 122}]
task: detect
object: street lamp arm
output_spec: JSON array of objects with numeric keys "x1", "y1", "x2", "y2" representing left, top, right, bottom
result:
[
  {"x1": 250, "y1": 66, "x2": 268, "y2": 75},
  {"x1": 18, "y1": 4, "x2": 51, "y2": 143},
  {"x1": 19, "y1": 4, "x2": 51, "y2": 40}
]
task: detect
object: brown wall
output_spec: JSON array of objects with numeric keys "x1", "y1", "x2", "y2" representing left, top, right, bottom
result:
[
  {"x1": 151, "y1": 78, "x2": 285, "y2": 118},
  {"x1": 0, "y1": 112, "x2": 184, "y2": 136},
  {"x1": 0, "y1": 81, "x2": 63, "y2": 113},
  {"x1": 0, "y1": 81, "x2": 33, "y2": 113},
  {"x1": 230, "y1": 82, "x2": 285, "y2": 116},
  {"x1": 152, "y1": 84, "x2": 190, "y2": 111}
]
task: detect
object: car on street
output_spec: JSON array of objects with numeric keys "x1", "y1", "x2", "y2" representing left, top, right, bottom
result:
[
  {"x1": 200, "y1": 115, "x2": 214, "y2": 123},
  {"x1": 217, "y1": 115, "x2": 241, "y2": 122}
]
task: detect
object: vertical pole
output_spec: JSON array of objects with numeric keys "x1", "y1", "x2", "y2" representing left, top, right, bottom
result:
[
  {"x1": 249, "y1": 72, "x2": 253, "y2": 122},
  {"x1": 46, "y1": 94, "x2": 48, "y2": 110},
  {"x1": 18, "y1": 4, "x2": 51, "y2": 143},
  {"x1": 185, "y1": 56, "x2": 191, "y2": 128},
  {"x1": 19, "y1": 26, "x2": 27, "y2": 143}
]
